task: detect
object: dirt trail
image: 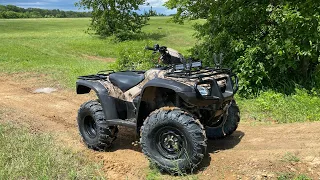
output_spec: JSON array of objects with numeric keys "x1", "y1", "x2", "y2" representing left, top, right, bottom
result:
[{"x1": 0, "y1": 75, "x2": 320, "y2": 179}]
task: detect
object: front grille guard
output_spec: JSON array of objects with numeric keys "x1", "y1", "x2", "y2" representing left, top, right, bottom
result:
[
  {"x1": 171, "y1": 68, "x2": 240, "y2": 100},
  {"x1": 194, "y1": 75, "x2": 238, "y2": 101}
]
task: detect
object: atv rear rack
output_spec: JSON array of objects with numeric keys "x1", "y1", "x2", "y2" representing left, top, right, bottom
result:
[
  {"x1": 77, "y1": 70, "x2": 145, "y2": 80},
  {"x1": 77, "y1": 70, "x2": 114, "y2": 80}
]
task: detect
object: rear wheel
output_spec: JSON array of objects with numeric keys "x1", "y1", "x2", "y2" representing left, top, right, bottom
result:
[
  {"x1": 77, "y1": 100, "x2": 118, "y2": 150},
  {"x1": 206, "y1": 101, "x2": 240, "y2": 139},
  {"x1": 140, "y1": 107, "x2": 207, "y2": 174}
]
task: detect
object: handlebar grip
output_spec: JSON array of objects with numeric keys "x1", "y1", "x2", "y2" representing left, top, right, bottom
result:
[{"x1": 145, "y1": 46, "x2": 154, "y2": 51}]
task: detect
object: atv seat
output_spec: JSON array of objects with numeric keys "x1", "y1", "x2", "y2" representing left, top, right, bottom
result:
[{"x1": 109, "y1": 71, "x2": 145, "y2": 92}]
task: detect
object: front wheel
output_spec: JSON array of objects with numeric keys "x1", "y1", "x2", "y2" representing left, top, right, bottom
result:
[
  {"x1": 140, "y1": 107, "x2": 207, "y2": 174},
  {"x1": 206, "y1": 101, "x2": 240, "y2": 139}
]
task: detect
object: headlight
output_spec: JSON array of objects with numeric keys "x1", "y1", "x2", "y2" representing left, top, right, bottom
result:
[{"x1": 197, "y1": 85, "x2": 210, "y2": 96}]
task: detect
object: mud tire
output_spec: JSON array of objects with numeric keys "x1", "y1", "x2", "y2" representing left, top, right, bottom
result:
[
  {"x1": 77, "y1": 100, "x2": 118, "y2": 151},
  {"x1": 140, "y1": 107, "x2": 207, "y2": 174},
  {"x1": 206, "y1": 101, "x2": 240, "y2": 139}
]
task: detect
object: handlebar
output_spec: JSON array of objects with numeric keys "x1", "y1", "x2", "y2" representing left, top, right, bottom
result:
[
  {"x1": 145, "y1": 44, "x2": 165, "y2": 52},
  {"x1": 145, "y1": 46, "x2": 155, "y2": 51}
]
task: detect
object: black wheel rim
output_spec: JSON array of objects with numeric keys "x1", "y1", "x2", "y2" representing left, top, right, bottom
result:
[
  {"x1": 155, "y1": 127, "x2": 185, "y2": 159},
  {"x1": 84, "y1": 116, "x2": 97, "y2": 138}
]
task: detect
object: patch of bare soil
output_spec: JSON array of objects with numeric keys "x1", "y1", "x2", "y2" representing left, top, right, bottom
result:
[
  {"x1": 0, "y1": 74, "x2": 319, "y2": 179},
  {"x1": 82, "y1": 54, "x2": 116, "y2": 62}
]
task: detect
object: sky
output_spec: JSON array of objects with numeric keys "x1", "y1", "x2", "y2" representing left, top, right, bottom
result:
[{"x1": 0, "y1": 0, "x2": 177, "y2": 15}]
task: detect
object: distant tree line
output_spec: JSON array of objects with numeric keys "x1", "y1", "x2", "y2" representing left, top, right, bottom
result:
[{"x1": 0, "y1": 5, "x2": 91, "y2": 18}]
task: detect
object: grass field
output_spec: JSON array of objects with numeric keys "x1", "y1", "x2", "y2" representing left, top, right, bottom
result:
[
  {"x1": 0, "y1": 17, "x2": 199, "y2": 88},
  {"x1": 0, "y1": 108, "x2": 105, "y2": 179},
  {"x1": 0, "y1": 124, "x2": 105, "y2": 179}
]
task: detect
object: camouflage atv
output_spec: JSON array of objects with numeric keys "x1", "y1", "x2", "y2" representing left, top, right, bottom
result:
[{"x1": 76, "y1": 44, "x2": 240, "y2": 173}]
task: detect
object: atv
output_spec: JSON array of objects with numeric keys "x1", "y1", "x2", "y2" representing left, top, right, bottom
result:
[{"x1": 76, "y1": 44, "x2": 240, "y2": 173}]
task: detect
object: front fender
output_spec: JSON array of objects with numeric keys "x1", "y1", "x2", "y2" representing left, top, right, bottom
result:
[
  {"x1": 141, "y1": 78, "x2": 193, "y2": 98},
  {"x1": 135, "y1": 78, "x2": 194, "y2": 132},
  {"x1": 141, "y1": 78, "x2": 219, "y2": 106}
]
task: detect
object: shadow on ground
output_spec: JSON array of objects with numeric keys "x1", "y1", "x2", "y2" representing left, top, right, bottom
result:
[
  {"x1": 108, "y1": 128, "x2": 245, "y2": 175},
  {"x1": 125, "y1": 32, "x2": 166, "y2": 41},
  {"x1": 207, "y1": 130, "x2": 245, "y2": 152},
  {"x1": 95, "y1": 32, "x2": 166, "y2": 41},
  {"x1": 110, "y1": 129, "x2": 244, "y2": 152},
  {"x1": 197, "y1": 131, "x2": 245, "y2": 172},
  {"x1": 109, "y1": 127, "x2": 141, "y2": 152}
]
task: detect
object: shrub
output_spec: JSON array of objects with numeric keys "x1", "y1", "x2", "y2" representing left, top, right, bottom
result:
[
  {"x1": 166, "y1": 0, "x2": 320, "y2": 96},
  {"x1": 112, "y1": 42, "x2": 156, "y2": 71}
]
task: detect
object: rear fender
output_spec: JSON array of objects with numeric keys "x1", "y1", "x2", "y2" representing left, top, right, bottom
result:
[{"x1": 76, "y1": 79, "x2": 118, "y2": 120}]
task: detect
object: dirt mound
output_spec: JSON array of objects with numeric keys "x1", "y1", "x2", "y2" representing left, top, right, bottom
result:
[{"x1": 0, "y1": 74, "x2": 319, "y2": 179}]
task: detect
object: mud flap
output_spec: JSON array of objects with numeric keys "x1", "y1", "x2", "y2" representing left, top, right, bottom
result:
[{"x1": 98, "y1": 93, "x2": 119, "y2": 120}]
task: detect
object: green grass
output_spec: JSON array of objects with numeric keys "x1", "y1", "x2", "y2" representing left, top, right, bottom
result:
[
  {"x1": 146, "y1": 167, "x2": 161, "y2": 180},
  {"x1": 277, "y1": 173, "x2": 312, "y2": 180},
  {"x1": 0, "y1": 17, "x2": 199, "y2": 88},
  {"x1": 238, "y1": 89, "x2": 320, "y2": 123},
  {"x1": 0, "y1": 123, "x2": 105, "y2": 179},
  {"x1": 281, "y1": 152, "x2": 300, "y2": 162}
]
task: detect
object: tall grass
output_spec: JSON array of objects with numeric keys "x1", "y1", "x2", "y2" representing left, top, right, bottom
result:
[
  {"x1": 0, "y1": 123, "x2": 105, "y2": 179},
  {"x1": 238, "y1": 89, "x2": 320, "y2": 123}
]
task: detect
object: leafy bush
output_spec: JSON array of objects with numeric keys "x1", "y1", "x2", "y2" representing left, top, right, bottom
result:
[
  {"x1": 112, "y1": 42, "x2": 157, "y2": 71},
  {"x1": 166, "y1": 0, "x2": 320, "y2": 96}
]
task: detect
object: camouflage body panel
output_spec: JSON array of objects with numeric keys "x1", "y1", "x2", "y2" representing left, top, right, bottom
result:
[
  {"x1": 99, "y1": 79, "x2": 127, "y2": 100},
  {"x1": 98, "y1": 70, "x2": 166, "y2": 102},
  {"x1": 123, "y1": 69, "x2": 166, "y2": 101},
  {"x1": 99, "y1": 69, "x2": 227, "y2": 102}
]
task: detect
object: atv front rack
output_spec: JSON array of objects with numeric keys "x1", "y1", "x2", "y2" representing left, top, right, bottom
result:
[
  {"x1": 166, "y1": 66, "x2": 239, "y2": 100},
  {"x1": 165, "y1": 67, "x2": 231, "y2": 80}
]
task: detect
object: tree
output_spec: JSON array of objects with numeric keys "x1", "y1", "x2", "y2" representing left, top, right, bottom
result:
[
  {"x1": 76, "y1": 0, "x2": 149, "y2": 40},
  {"x1": 166, "y1": 0, "x2": 320, "y2": 96},
  {"x1": 2, "y1": 11, "x2": 21, "y2": 18},
  {"x1": 148, "y1": 6, "x2": 157, "y2": 16}
]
